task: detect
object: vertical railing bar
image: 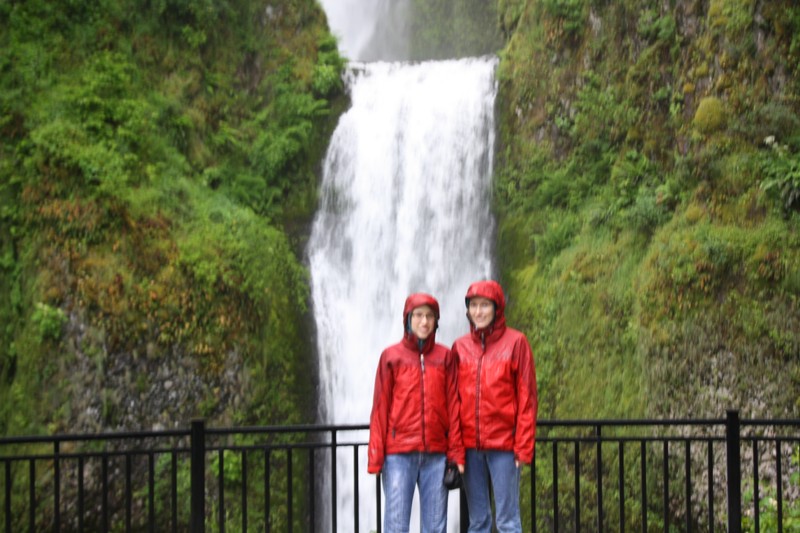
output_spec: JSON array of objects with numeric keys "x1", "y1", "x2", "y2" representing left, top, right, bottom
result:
[
  {"x1": 460, "y1": 483, "x2": 468, "y2": 533},
  {"x1": 125, "y1": 453, "x2": 132, "y2": 533},
  {"x1": 684, "y1": 440, "x2": 691, "y2": 533},
  {"x1": 574, "y1": 441, "x2": 580, "y2": 532},
  {"x1": 725, "y1": 410, "x2": 742, "y2": 533},
  {"x1": 619, "y1": 442, "x2": 625, "y2": 533},
  {"x1": 331, "y1": 430, "x2": 337, "y2": 533},
  {"x1": 5, "y1": 459, "x2": 11, "y2": 533},
  {"x1": 53, "y1": 441, "x2": 60, "y2": 533},
  {"x1": 287, "y1": 448, "x2": 293, "y2": 533},
  {"x1": 102, "y1": 454, "x2": 109, "y2": 533},
  {"x1": 171, "y1": 451, "x2": 178, "y2": 533},
  {"x1": 28, "y1": 459, "x2": 34, "y2": 533},
  {"x1": 376, "y1": 472, "x2": 382, "y2": 533},
  {"x1": 531, "y1": 452, "x2": 536, "y2": 533},
  {"x1": 552, "y1": 442, "x2": 559, "y2": 533},
  {"x1": 242, "y1": 449, "x2": 248, "y2": 533},
  {"x1": 776, "y1": 440, "x2": 783, "y2": 533},
  {"x1": 264, "y1": 448, "x2": 271, "y2": 533},
  {"x1": 708, "y1": 442, "x2": 714, "y2": 533},
  {"x1": 190, "y1": 419, "x2": 206, "y2": 533},
  {"x1": 148, "y1": 451, "x2": 155, "y2": 533},
  {"x1": 662, "y1": 440, "x2": 668, "y2": 533},
  {"x1": 353, "y1": 445, "x2": 359, "y2": 533},
  {"x1": 641, "y1": 441, "x2": 647, "y2": 533},
  {"x1": 753, "y1": 439, "x2": 760, "y2": 533},
  {"x1": 309, "y1": 447, "x2": 316, "y2": 532},
  {"x1": 596, "y1": 424, "x2": 603, "y2": 533},
  {"x1": 78, "y1": 456, "x2": 84, "y2": 533},
  {"x1": 218, "y1": 449, "x2": 225, "y2": 533}
]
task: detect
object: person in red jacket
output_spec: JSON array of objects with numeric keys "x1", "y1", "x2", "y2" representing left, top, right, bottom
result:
[
  {"x1": 368, "y1": 292, "x2": 465, "y2": 533},
  {"x1": 452, "y1": 280, "x2": 537, "y2": 533}
]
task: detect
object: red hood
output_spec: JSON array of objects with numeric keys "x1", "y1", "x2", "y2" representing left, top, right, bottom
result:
[
  {"x1": 464, "y1": 280, "x2": 507, "y2": 338},
  {"x1": 402, "y1": 292, "x2": 440, "y2": 352}
]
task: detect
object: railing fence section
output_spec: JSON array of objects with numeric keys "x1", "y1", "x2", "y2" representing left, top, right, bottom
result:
[{"x1": 1, "y1": 411, "x2": 798, "y2": 532}]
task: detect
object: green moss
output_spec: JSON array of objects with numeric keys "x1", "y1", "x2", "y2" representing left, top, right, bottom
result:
[
  {"x1": 708, "y1": 0, "x2": 755, "y2": 39},
  {"x1": 693, "y1": 96, "x2": 727, "y2": 134}
]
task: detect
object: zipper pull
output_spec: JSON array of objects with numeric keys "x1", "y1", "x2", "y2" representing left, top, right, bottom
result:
[{"x1": 420, "y1": 353, "x2": 425, "y2": 373}]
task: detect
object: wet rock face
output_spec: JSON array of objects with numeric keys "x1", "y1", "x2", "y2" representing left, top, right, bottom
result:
[{"x1": 63, "y1": 309, "x2": 244, "y2": 434}]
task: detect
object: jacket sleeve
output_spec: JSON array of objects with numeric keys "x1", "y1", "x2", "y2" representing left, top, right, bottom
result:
[
  {"x1": 368, "y1": 351, "x2": 393, "y2": 473},
  {"x1": 445, "y1": 347, "x2": 465, "y2": 465},
  {"x1": 513, "y1": 335, "x2": 538, "y2": 464}
]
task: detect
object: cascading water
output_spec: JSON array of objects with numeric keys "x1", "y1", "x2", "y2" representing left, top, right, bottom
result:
[{"x1": 310, "y1": 2, "x2": 499, "y2": 531}]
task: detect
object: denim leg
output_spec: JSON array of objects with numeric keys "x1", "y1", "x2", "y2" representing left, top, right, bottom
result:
[
  {"x1": 382, "y1": 454, "x2": 418, "y2": 533},
  {"x1": 463, "y1": 449, "x2": 493, "y2": 533},
  {"x1": 417, "y1": 453, "x2": 447, "y2": 533},
  {"x1": 486, "y1": 451, "x2": 522, "y2": 533}
]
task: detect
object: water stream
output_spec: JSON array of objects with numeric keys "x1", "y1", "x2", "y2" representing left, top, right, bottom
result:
[{"x1": 309, "y1": 3, "x2": 499, "y2": 530}]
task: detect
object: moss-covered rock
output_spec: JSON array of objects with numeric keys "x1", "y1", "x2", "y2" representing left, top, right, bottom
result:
[{"x1": 693, "y1": 96, "x2": 727, "y2": 134}]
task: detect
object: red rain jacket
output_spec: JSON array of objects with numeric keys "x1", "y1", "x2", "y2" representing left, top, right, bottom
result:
[
  {"x1": 368, "y1": 293, "x2": 465, "y2": 473},
  {"x1": 452, "y1": 280, "x2": 538, "y2": 464}
]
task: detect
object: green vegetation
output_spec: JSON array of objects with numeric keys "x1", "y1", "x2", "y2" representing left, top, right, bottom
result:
[
  {"x1": 495, "y1": 0, "x2": 800, "y2": 505},
  {"x1": 0, "y1": 0, "x2": 345, "y2": 436},
  {"x1": 494, "y1": 0, "x2": 800, "y2": 427}
]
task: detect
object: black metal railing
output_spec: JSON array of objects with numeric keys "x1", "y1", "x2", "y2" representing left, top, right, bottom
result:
[{"x1": 1, "y1": 410, "x2": 798, "y2": 532}]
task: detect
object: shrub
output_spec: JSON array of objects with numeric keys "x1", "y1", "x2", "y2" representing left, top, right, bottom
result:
[
  {"x1": 30, "y1": 302, "x2": 66, "y2": 343},
  {"x1": 760, "y1": 140, "x2": 800, "y2": 214},
  {"x1": 708, "y1": 0, "x2": 755, "y2": 39},
  {"x1": 541, "y1": 0, "x2": 586, "y2": 37},
  {"x1": 535, "y1": 211, "x2": 580, "y2": 263},
  {"x1": 731, "y1": 103, "x2": 800, "y2": 148}
]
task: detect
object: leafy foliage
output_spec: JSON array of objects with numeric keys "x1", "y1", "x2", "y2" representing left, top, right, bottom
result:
[
  {"x1": 0, "y1": 0, "x2": 344, "y2": 440},
  {"x1": 495, "y1": 0, "x2": 800, "y2": 432},
  {"x1": 760, "y1": 139, "x2": 800, "y2": 214}
]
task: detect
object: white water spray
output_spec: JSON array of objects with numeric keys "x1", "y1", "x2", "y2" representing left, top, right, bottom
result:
[
  {"x1": 318, "y1": 0, "x2": 411, "y2": 61},
  {"x1": 308, "y1": 56, "x2": 498, "y2": 532}
]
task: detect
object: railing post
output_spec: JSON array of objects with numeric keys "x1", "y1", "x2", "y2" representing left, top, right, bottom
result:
[
  {"x1": 460, "y1": 486, "x2": 469, "y2": 533},
  {"x1": 726, "y1": 410, "x2": 742, "y2": 533},
  {"x1": 191, "y1": 419, "x2": 206, "y2": 533}
]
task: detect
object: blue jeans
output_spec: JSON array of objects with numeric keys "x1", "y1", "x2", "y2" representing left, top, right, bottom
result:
[
  {"x1": 463, "y1": 449, "x2": 521, "y2": 533},
  {"x1": 381, "y1": 452, "x2": 448, "y2": 533}
]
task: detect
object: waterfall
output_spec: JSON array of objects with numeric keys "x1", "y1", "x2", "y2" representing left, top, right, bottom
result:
[
  {"x1": 312, "y1": 2, "x2": 499, "y2": 531},
  {"x1": 307, "y1": 56, "x2": 498, "y2": 532}
]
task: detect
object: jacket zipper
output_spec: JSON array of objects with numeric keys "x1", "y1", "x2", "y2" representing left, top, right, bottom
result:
[
  {"x1": 420, "y1": 352, "x2": 427, "y2": 451},
  {"x1": 475, "y1": 332, "x2": 485, "y2": 450}
]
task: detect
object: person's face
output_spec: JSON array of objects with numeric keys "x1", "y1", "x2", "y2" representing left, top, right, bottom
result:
[
  {"x1": 468, "y1": 297, "x2": 495, "y2": 329},
  {"x1": 410, "y1": 305, "x2": 436, "y2": 340}
]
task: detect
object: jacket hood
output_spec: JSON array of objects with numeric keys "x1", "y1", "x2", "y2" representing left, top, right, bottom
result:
[
  {"x1": 464, "y1": 280, "x2": 507, "y2": 335},
  {"x1": 403, "y1": 292, "x2": 440, "y2": 352}
]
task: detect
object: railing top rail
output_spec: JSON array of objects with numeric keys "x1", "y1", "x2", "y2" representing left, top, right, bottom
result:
[
  {"x1": 0, "y1": 428, "x2": 189, "y2": 446},
  {"x1": 538, "y1": 418, "x2": 726, "y2": 427},
  {"x1": 206, "y1": 422, "x2": 370, "y2": 435},
  {"x1": 2, "y1": 416, "x2": 799, "y2": 447}
]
